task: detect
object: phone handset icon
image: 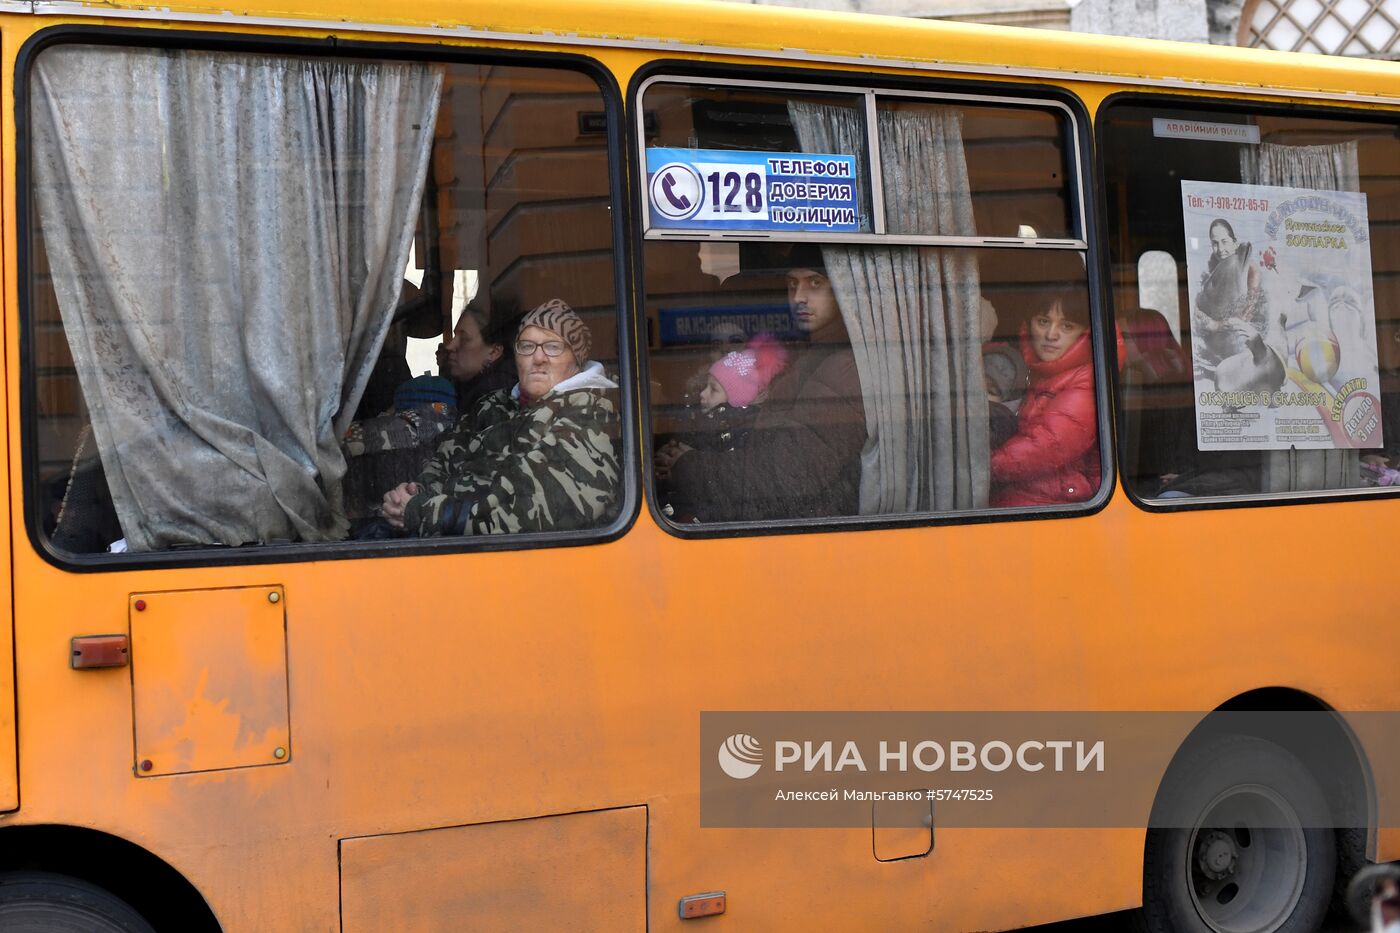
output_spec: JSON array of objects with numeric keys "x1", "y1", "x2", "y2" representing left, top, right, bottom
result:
[
  {"x1": 661, "y1": 173, "x2": 691, "y2": 211},
  {"x1": 650, "y1": 162, "x2": 703, "y2": 221}
]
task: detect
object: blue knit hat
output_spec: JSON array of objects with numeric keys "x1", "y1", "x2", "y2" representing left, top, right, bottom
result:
[{"x1": 393, "y1": 375, "x2": 456, "y2": 412}]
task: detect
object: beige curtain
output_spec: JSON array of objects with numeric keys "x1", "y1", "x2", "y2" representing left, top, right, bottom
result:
[
  {"x1": 1241, "y1": 141, "x2": 1361, "y2": 492},
  {"x1": 32, "y1": 46, "x2": 443, "y2": 549},
  {"x1": 789, "y1": 101, "x2": 988, "y2": 514}
]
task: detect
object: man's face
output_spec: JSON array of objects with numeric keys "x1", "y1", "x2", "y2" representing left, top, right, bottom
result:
[{"x1": 787, "y1": 268, "x2": 840, "y2": 336}]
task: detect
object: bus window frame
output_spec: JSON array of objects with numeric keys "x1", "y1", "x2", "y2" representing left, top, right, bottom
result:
[
  {"x1": 1096, "y1": 90, "x2": 1400, "y2": 515},
  {"x1": 15, "y1": 26, "x2": 642, "y2": 572},
  {"x1": 628, "y1": 60, "x2": 1116, "y2": 539}
]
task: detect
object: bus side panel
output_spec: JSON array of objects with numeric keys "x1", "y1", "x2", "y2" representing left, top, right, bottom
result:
[
  {"x1": 1380, "y1": 826, "x2": 1400, "y2": 862},
  {"x1": 340, "y1": 807, "x2": 647, "y2": 931},
  {"x1": 0, "y1": 17, "x2": 14, "y2": 812},
  {"x1": 0, "y1": 551, "x2": 12, "y2": 813},
  {"x1": 0, "y1": 501, "x2": 12, "y2": 814}
]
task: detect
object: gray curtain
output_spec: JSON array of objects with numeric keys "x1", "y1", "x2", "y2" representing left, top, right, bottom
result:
[
  {"x1": 32, "y1": 47, "x2": 443, "y2": 549},
  {"x1": 1241, "y1": 141, "x2": 1360, "y2": 492},
  {"x1": 789, "y1": 101, "x2": 988, "y2": 514}
]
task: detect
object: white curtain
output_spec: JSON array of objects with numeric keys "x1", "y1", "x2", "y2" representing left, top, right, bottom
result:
[
  {"x1": 1241, "y1": 141, "x2": 1360, "y2": 492},
  {"x1": 788, "y1": 102, "x2": 988, "y2": 514},
  {"x1": 32, "y1": 47, "x2": 443, "y2": 549}
]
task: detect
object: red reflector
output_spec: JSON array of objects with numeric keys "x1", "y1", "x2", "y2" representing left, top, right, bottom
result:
[
  {"x1": 679, "y1": 892, "x2": 726, "y2": 919},
  {"x1": 71, "y1": 635, "x2": 129, "y2": 669}
]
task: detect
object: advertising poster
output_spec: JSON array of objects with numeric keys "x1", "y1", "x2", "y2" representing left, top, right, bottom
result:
[
  {"x1": 1182, "y1": 180, "x2": 1383, "y2": 451},
  {"x1": 646, "y1": 147, "x2": 860, "y2": 233}
]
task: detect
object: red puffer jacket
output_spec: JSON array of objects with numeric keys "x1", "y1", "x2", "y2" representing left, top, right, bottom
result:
[{"x1": 990, "y1": 331, "x2": 1101, "y2": 508}]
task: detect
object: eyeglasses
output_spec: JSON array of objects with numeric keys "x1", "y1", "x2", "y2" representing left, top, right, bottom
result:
[{"x1": 515, "y1": 339, "x2": 568, "y2": 358}]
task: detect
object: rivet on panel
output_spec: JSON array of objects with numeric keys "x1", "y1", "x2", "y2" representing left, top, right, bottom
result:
[
  {"x1": 133, "y1": 599, "x2": 146, "y2": 612},
  {"x1": 267, "y1": 591, "x2": 281, "y2": 604},
  {"x1": 273, "y1": 747, "x2": 287, "y2": 760},
  {"x1": 139, "y1": 759, "x2": 153, "y2": 772}
]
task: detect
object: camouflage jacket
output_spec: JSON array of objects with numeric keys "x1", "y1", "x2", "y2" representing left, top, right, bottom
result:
[{"x1": 402, "y1": 363, "x2": 620, "y2": 536}]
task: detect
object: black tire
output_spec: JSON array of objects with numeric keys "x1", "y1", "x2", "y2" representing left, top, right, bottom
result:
[
  {"x1": 0, "y1": 872, "x2": 155, "y2": 933},
  {"x1": 1142, "y1": 734, "x2": 1336, "y2": 933},
  {"x1": 1329, "y1": 826, "x2": 1369, "y2": 925}
]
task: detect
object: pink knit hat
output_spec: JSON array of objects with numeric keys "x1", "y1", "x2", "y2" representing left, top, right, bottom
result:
[{"x1": 708, "y1": 334, "x2": 789, "y2": 408}]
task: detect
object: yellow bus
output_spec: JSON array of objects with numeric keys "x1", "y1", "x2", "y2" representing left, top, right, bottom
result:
[{"x1": 0, "y1": 0, "x2": 1396, "y2": 930}]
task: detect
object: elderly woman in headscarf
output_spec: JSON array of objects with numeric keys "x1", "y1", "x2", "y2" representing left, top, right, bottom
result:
[{"x1": 380, "y1": 299, "x2": 621, "y2": 536}]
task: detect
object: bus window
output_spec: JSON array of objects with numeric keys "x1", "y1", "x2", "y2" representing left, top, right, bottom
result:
[
  {"x1": 640, "y1": 79, "x2": 1100, "y2": 527},
  {"x1": 29, "y1": 46, "x2": 625, "y2": 556},
  {"x1": 878, "y1": 98, "x2": 1077, "y2": 241},
  {"x1": 1102, "y1": 102, "x2": 1400, "y2": 503}
]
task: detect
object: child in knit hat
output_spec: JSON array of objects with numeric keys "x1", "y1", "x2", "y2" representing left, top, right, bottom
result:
[
  {"x1": 343, "y1": 375, "x2": 458, "y2": 458},
  {"x1": 342, "y1": 374, "x2": 459, "y2": 520},
  {"x1": 659, "y1": 334, "x2": 789, "y2": 523},
  {"x1": 700, "y1": 333, "x2": 789, "y2": 413}
]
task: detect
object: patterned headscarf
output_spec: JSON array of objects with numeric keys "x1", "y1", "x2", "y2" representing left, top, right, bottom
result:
[{"x1": 519, "y1": 298, "x2": 591, "y2": 365}]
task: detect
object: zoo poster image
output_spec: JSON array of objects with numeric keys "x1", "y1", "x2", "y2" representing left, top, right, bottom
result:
[{"x1": 1183, "y1": 180, "x2": 1383, "y2": 451}]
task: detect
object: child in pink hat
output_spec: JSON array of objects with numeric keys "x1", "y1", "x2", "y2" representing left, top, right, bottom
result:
[
  {"x1": 699, "y1": 334, "x2": 788, "y2": 412},
  {"x1": 658, "y1": 334, "x2": 789, "y2": 523}
]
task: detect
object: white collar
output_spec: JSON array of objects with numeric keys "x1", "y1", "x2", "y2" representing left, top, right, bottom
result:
[{"x1": 512, "y1": 360, "x2": 617, "y2": 401}]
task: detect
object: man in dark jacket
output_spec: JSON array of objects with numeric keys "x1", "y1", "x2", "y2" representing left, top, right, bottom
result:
[{"x1": 659, "y1": 248, "x2": 866, "y2": 522}]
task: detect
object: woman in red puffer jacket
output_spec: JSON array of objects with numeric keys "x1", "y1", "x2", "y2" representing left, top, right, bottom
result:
[{"x1": 990, "y1": 283, "x2": 1102, "y2": 508}]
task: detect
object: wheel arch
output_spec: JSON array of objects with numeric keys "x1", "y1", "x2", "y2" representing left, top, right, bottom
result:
[
  {"x1": 0, "y1": 824, "x2": 221, "y2": 931},
  {"x1": 1150, "y1": 686, "x2": 1376, "y2": 860},
  {"x1": 1217, "y1": 687, "x2": 1374, "y2": 845}
]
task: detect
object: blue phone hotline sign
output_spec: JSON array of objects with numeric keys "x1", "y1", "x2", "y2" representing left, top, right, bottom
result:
[{"x1": 646, "y1": 147, "x2": 861, "y2": 233}]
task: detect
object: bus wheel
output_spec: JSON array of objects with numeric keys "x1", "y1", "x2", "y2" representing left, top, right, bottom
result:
[
  {"x1": 1141, "y1": 735, "x2": 1335, "y2": 933},
  {"x1": 0, "y1": 872, "x2": 155, "y2": 932}
]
